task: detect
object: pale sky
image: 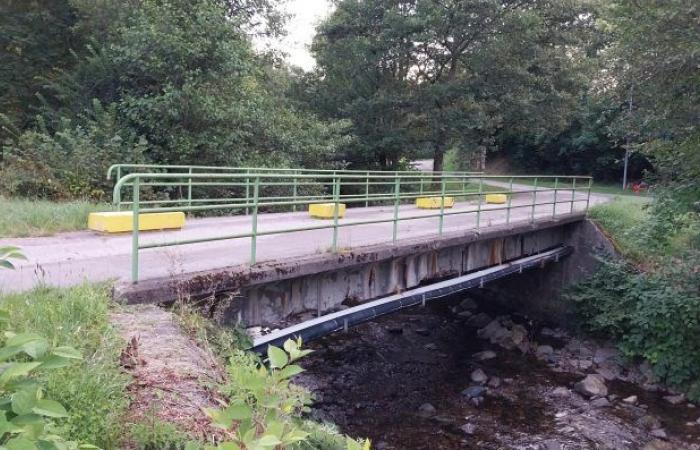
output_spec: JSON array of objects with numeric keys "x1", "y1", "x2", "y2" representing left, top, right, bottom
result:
[{"x1": 254, "y1": 0, "x2": 335, "y2": 71}]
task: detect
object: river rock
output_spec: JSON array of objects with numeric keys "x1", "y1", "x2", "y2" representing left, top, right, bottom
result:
[
  {"x1": 650, "y1": 428, "x2": 667, "y2": 439},
  {"x1": 459, "y1": 298, "x2": 478, "y2": 311},
  {"x1": 595, "y1": 364, "x2": 621, "y2": 381},
  {"x1": 638, "y1": 415, "x2": 662, "y2": 430},
  {"x1": 593, "y1": 347, "x2": 621, "y2": 365},
  {"x1": 487, "y1": 376, "x2": 502, "y2": 389},
  {"x1": 462, "y1": 385, "x2": 486, "y2": 399},
  {"x1": 473, "y1": 350, "x2": 497, "y2": 361},
  {"x1": 568, "y1": 358, "x2": 593, "y2": 371},
  {"x1": 591, "y1": 397, "x2": 611, "y2": 408},
  {"x1": 510, "y1": 324, "x2": 528, "y2": 345},
  {"x1": 477, "y1": 319, "x2": 510, "y2": 343},
  {"x1": 536, "y1": 345, "x2": 554, "y2": 358},
  {"x1": 418, "y1": 403, "x2": 436, "y2": 416},
  {"x1": 642, "y1": 440, "x2": 674, "y2": 450},
  {"x1": 414, "y1": 328, "x2": 430, "y2": 336},
  {"x1": 663, "y1": 394, "x2": 686, "y2": 405},
  {"x1": 623, "y1": 395, "x2": 638, "y2": 404},
  {"x1": 541, "y1": 440, "x2": 562, "y2": 450},
  {"x1": 574, "y1": 374, "x2": 608, "y2": 397},
  {"x1": 460, "y1": 423, "x2": 476, "y2": 435},
  {"x1": 552, "y1": 387, "x2": 571, "y2": 397},
  {"x1": 468, "y1": 312, "x2": 493, "y2": 328},
  {"x1": 471, "y1": 368, "x2": 488, "y2": 384}
]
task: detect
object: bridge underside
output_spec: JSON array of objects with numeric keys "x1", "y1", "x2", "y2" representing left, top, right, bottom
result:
[{"x1": 116, "y1": 213, "x2": 611, "y2": 328}]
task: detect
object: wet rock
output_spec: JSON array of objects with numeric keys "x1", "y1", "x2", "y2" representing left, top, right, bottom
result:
[
  {"x1": 470, "y1": 396, "x2": 484, "y2": 407},
  {"x1": 595, "y1": 365, "x2": 621, "y2": 381},
  {"x1": 462, "y1": 385, "x2": 486, "y2": 399},
  {"x1": 418, "y1": 403, "x2": 436, "y2": 417},
  {"x1": 566, "y1": 339, "x2": 594, "y2": 357},
  {"x1": 424, "y1": 343, "x2": 438, "y2": 350},
  {"x1": 468, "y1": 312, "x2": 493, "y2": 328},
  {"x1": 477, "y1": 319, "x2": 509, "y2": 343},
  {"x1": 414, "y1": 328, "x2": 430, "y2": 336},
  {"x1": 552, "y1": 387, "x2": 570, "y2": 397},
  {"x1": 567, "y1": 358, "x2": 593, "y2": 371},
  {"x1": 663, "y1": 394, "x2": 686, "y2": 405},
  {"x1": 593, "y1": 347, "x2": 621, "y2": 365},
  {"x1": 459, "y1": 298, "x2": 478, "y2": 311},
  {"x1": 638, "y1": 415, "x2": 662, "y2": 430},
  {"x1": 642, "y1": 440, "x2": 674, "y2": 450},
  {"x1": 574, "y1": 374, "x2": 608, "y2": 397},
  {"x1": 472, "y1": 350, "x2": 497, "y2": 361},
  {"x1": 386, "y1": 325, "x2": 403, "y2": 334},
  {"x1": 510, "y1": 324, "x2": 528, "y2": 346},
  {"x1": 649, "y1": 428, "x2": 667, "y2": 439},
  {"x1": 487, "y1": 376, "x2": 502, "y2": 389},
  {"x1": 471, "y1": 368, "x2": 488, "y2": 384},
  {"x1": 457, "y1": 310, "x2": 473, "y2": 318},
  {"x1": 536, "y1": 345, "x2": 554, "y2": 358},
  {"x1": 638, "y1": 361, "x2": 658, "y2": 384},
  {"x1": 591, "y1": 397, "x2": 611, "y2": 408},
  {"x1": 460, "y1": 423, "x2": 476, "y2": 435},
  {"x1": 623, "y1": 395, "x2": 638, "y2": 404},
  {"x1": 541, "y1": 440, "x2": 562, "y2": 450}
]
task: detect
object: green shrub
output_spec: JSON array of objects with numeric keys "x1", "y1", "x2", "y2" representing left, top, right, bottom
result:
[
  {"x1": 130, "y1": 416, "x2": 190, "y2": 450},
  {"x1": 567, "y1": 251, "x2": 700, "y2": 394}
]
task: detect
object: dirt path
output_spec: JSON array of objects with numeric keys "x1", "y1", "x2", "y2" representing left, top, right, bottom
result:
[{"x1": 111, "y1": 305, "x2": 225, "y2": 441}]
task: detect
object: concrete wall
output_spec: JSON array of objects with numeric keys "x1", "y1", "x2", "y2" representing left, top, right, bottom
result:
[{"x1": 115, "y1": 213, "x2": 611, "y2": 328}]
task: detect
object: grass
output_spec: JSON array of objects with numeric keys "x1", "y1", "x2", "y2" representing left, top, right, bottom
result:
[
  {"x1": 509, "y1": 177, "x2": 650, "y2": 197},
  {"x1": 0, "y1": 196, "x2": 112, "y2": 237},
  {"x1": 587, "y1": 196, "x2": 652, "y2": 262},
  {"x1": 0, "y1": 283, "x2": 130, "y2": 448}
]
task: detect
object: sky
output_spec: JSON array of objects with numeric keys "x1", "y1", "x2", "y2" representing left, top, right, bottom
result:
[{"x1": 254, "y1": 0, "x2": 335, "y2": 71}]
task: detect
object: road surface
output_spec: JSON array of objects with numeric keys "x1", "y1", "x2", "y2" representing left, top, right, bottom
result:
[{"x1": 0, "y1": 188, "x2": 607, "y2": 293}]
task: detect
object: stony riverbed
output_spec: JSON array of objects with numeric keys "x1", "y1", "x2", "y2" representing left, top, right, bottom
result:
[{"x1": 296, "y1": 293, "x2": 700, "y2": 450}]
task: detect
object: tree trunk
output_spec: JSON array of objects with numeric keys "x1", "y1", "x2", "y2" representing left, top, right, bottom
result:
[{"x1": 433, "y1": 145, "x2": 445, "y2": 173}]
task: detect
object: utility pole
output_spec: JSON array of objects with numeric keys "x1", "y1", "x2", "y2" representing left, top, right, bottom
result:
[{"x1": 622, "y1": 86, "x2": 633, "y2": 190}]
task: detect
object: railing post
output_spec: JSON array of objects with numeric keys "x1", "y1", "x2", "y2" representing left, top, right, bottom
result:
[
  {"x1": 392, "y1": 175, "x2": 401, "y2": 243},
  {"x1": 570, "y1": 177, "x2": 577, "y2": 213},
  {"x1": 419, "y1": 174, "x2": 424, "y2": 196},
  {"x1": 332, "y1": 176, "x2": 340, "y2": 252},
  {"x1": 250, "y1": 176, "x2": 260, "y2": 265},
  {"x1": 187, "y1": 167, "x2": 193, "y2": 209},
  {"x1": 292, "y1": 170, "x2": 298, "y2": 212},
  {"x1": 245, "y1": 169, "x2": 251, "y2": 215},
  {"x1": 438, "y1": 176, "x2": 446, "y2": 236},
  {"x1": 552, "y1": 177, "x2": 559, "y2": 218},
  {"x1": 476, "y1": 176, "x2": 483, "y2": 232},
  {"x1": 585, "y1": 178, "x2": 592, "y2": 213},
  {"x1": 506, "y1": 177, "x2": 513, "y2": 226},
  {"x1": 116, "y1": 166, "x2": 122, "y2": 211},
  {"x1": 365, "y1": 171, "x2": 370, "y2": 208},
  {"x1": 531, "y1": 177, "x2": 538, "y2": 223},
  {"x1": 131, "y1": 177, "x2": 140, "y2": 283}
]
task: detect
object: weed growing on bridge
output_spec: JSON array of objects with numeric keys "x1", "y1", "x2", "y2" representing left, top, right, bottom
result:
[{"x1": 0, "y1": 197, "x2": 112, "y2": 237}]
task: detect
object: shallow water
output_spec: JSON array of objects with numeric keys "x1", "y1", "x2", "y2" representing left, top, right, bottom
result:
[{"x1": 297, "y1": 295, "x2": 700, "y2": 450}]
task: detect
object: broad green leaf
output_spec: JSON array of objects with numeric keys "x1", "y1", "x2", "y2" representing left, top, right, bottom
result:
[
  {"x1": 32, "y1": 399, "x2": 68, "y2": 418},
  {"x1": 37, "y1": 355, "x2": 74, "y2": 370},
  {"x1": 267, "y1": 346, "x2": 288, "y2": 369},
  {"x1": 51, "y1": 347, "x2": 82, "y2": 360},
  {"x1": 0, "y1": 363, "x2": 42, "y2": 384},
  {"x1": 256, "y1": 435, "x2": 282, "y2": 448},
  {"x1": 11, "y1": 389, "x2": 37, "y2": 415},
  {"x1": 226, "y1": 404, "x2": 251, "y2": 421},
  {"x1": 218, "y1": 443, "x2": 240, "y2": 450},
  {"x1": 277, "y1": 364, "x2": 303, "y2": 380},
  {"x1": 6, "y1": 437, "x2": 38, "y2": 450}
]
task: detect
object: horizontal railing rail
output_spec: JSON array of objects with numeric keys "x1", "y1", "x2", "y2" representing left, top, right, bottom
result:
[{"x1": 110, "y1": 170, "x2": 592, "y2": 283}]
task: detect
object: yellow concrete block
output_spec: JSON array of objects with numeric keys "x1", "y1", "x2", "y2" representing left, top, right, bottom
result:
[
  {"x1": 485, "y1": 194, "x2": 508, "y2": 204},
  {"x1": 416, "y1": 197, "x2": 455, "y2": 209},
  {"x1": 88, "y1": 211, "x2": 185, "y2": 233},
  {"x1": 309, "y1": 203, "x2": 346, "y2": 219}
]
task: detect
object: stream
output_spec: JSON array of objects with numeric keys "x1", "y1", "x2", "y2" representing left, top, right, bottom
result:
[{"x1": 296, "y1": 293, "x2": 700, "y2": 450}]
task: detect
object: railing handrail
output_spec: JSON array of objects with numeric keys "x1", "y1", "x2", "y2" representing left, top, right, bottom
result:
[
  {"x1": 106, "y1": 163, "x2": 484, "y2": 180},
  {"x1": 115, "y1": 170, "x2": 593, "y2": 283}
]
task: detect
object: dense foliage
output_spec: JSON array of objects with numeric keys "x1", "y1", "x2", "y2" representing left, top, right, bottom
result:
[{"x1": 0, "y1": 0, "x2": 348, "y2": 200}]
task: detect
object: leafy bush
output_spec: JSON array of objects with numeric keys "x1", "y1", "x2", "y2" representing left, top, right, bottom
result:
[{"x1": 567, "y1": 251, "x2": 700, "y2": 394}]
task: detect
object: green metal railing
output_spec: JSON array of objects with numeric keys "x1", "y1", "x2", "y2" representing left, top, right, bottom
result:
[{"x1": 110, "y1": 169, "x2": 592, "y2": 283}]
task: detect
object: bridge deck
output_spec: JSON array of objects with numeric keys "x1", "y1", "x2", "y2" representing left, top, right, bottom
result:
[{"x1": 0, "y1": 189, "x2": 605, "y2": 293}]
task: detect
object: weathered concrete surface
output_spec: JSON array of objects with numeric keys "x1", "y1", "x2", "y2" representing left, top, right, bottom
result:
[
  {"x1": 113, "y1": 212, "x2": 585, "y2": 326},
  {"x1": 0, "y1": 189, "x2": 598, "y2": 293}
]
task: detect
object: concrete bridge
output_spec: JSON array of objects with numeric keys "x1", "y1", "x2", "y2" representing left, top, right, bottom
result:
[{"x1": 0, "y1": 166, "x2": 611, "y2": 333}]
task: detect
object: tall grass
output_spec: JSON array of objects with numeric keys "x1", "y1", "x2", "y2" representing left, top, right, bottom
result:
[
  {"x1": 588, "y1": 196, "x2": 651, "y2": 262},
  {"x1": 0, "y1": 197, "x2": 112, "y2": 237},
  {"x1": 0, "y1": 284, "x2": 130, "y2": 448}
]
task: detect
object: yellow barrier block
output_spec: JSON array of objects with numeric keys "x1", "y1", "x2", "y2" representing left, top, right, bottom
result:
[
  {"x1": 485, "y1": 194, "x2": 508, "y2": 204},
  {"x1": 416, "y1": 197, "x2": 455, "y2": 209},
  {"x1": 309, "y1": 203, "x2": 346, "y2": 219},
  {"x1": 88, "y1": 211, "x2": 185, "y2": 233}
]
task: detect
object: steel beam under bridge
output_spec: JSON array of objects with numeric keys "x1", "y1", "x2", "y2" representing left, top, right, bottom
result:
[{"x1": 250, "y1": 245, "x2": 572, "y2": 353}]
